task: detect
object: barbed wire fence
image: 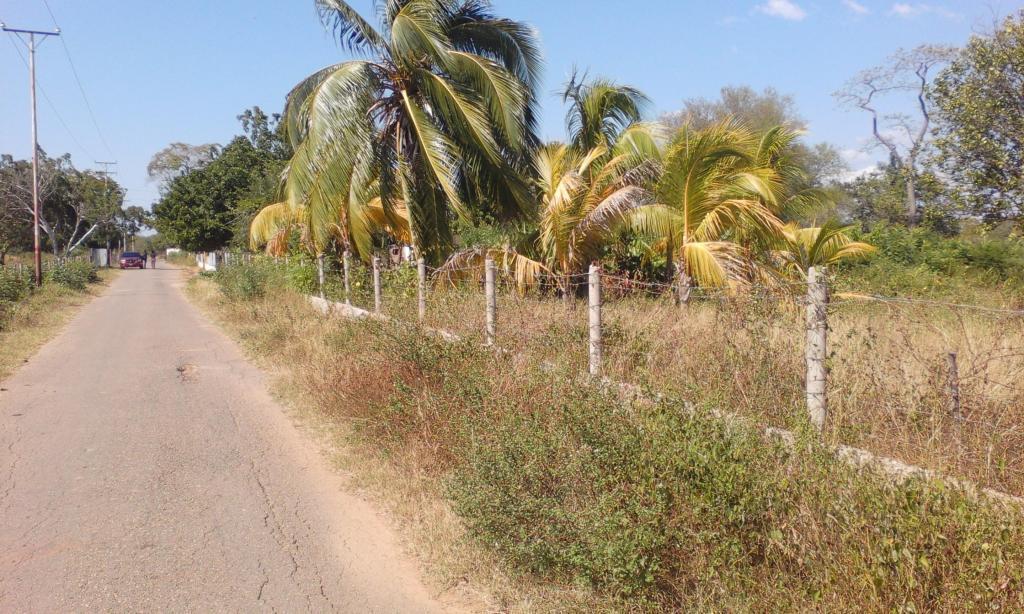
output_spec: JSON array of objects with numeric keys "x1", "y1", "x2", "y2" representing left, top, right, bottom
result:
[{"x1": 217, "y1": 250, "x2": 1024, "y2": 497}]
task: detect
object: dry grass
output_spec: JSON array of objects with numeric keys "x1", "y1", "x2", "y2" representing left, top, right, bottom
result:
[
  {"x1": 186, "y1": 274, "x2": 606, "y2": 613},
  {"x1": 360, "y1": 274, "x2": 1024, "y2": 498},
  {"x1": 191, "y1": 266, "x2": 1024, "y2": 610},
  {"x1": 0, "y1": 269, "x2": 117, "y2": 382}
]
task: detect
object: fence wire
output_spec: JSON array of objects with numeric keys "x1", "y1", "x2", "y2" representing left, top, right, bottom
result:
[{"x1": 222, "y1": 254, "x2": 1024, "y2": 496}]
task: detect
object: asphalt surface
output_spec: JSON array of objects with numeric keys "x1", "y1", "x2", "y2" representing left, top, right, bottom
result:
[{"x1": 0, "y1": 266, "x2": 444, "y2": 612}]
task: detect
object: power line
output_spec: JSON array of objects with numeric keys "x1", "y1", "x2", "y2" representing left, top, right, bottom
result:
[
  {"x1": 5, "y1": 34, "x2": 96, "y2": 161},
  {"x1": 39, "y1": 0, "x2": 114, "y2": 157}
]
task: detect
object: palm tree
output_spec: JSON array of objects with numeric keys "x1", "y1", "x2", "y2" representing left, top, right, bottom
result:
[
  {"x1": 772, "y1": 221, "x2": 875, "y2": 278},
  {"x1": 628, "y1": 120, "x2": 783, "y2": 299},
  {"x1": 562, "y1": 70, "x2": 650, "y2": 152},
  {"x1": 438, "y1": 76, "x2": 660, "y2": 295},
  {"x1": 280, "y1": 0, "x2": 542, "y2": 263},
  {"x1": 249, "y1": 197, "x2": 412, "y2": 256}
]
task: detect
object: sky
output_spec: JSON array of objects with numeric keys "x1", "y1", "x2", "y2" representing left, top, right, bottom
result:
[{"x1": 1, "y1": 0, "x2": 1021, "y2": 212}]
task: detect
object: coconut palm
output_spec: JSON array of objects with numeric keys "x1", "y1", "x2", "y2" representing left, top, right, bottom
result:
[
  {"x1": 772, "y1": 221, "x2": 875, "y2": 278},
  {"x1": 438, "y1": 76, "x2": 660, "y2": 294},
  {"x1": 562, "y1": 70, "x2": 650, "y2": 152},
  {"x1": 249, "y1": 202, "x2": 299, "y2": 257},
  {"x1": 280, "y1": 0, "x2": 541, "y2": 263},
  {"x1": 250, "y1": 196, "x2": 412, "y2": 256},
  {"x1": 628, "y1": 120, "x2": 783, "y2": 297}
]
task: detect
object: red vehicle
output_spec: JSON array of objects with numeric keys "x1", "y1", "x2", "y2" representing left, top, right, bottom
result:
[{"x1": 119, "y1": 252, "x2": 146, "y2": 269}]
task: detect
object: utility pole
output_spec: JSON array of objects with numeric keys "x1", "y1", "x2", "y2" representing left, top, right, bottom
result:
[
  {"x1": 2, "y1": 23, "x2": 61, "y2": 287},
  {"x1": 95, "y1": 162, "x2": 117, "y2": 267}
]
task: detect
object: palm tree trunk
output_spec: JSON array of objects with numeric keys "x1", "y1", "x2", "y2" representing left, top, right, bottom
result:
[{"x1": 562, "y1": 273, "x2": 572, "y2": 309}]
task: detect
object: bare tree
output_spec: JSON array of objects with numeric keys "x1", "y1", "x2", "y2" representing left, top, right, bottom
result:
[
  {"x1": 835, "y1": 45, "x2": 957, "y2": 225},
  {"x1": 146, "y1": 142, "x2": 220, "y2": 193},
  {"x1": 0, "y1": 153, "x2": 123, "y2": 256}
]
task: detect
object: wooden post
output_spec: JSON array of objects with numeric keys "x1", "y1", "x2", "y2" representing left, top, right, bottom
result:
[
  {"x1": 677, "y1": 269, "x2": 692, "y2": 305},
  {"x1": 485, "y1": 257, "x2": 497, "y2": 346},
  {"x1": 316, "y1": 253, "x2": 325, "y2": 299},
  {"x1": 417, "y1": 258, "x2": 427, "y2": 323},
  {"x1": 946, "y1": 351, "x2": 962, "y2": 423},
  {"x1": 588, "y1": 263, "x2": 602, "y2": 377},
  {"x1": 805, "y1": 266, "x2": 829, "y2": 432},
  {"x1": 372, "y1": 256, "x2": 382, "y2": 314},
  {"x1": 343, "y1": 250, "x2": 352, "y2": 305}
]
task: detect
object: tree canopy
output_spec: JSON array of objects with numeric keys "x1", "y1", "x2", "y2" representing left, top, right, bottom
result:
[
  {"x1": 931, "y1": 10, "x2": 1024, "y2": 226},
  {"x1": 152, "y1": 137, "x2": 281, "y2": 252}
]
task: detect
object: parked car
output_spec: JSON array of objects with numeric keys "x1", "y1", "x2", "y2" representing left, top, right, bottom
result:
[{"x1": 119, "y1": 252, "x2": 145, "y2": 269}]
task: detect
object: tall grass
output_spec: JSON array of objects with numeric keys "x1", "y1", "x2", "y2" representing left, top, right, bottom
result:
[{"x1": 202, "y1": 264, "x2": 1024, "y2": 610}]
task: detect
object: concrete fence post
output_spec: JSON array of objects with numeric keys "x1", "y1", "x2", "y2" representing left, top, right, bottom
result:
[
  {"x1": 372, "y1": 256, "x2": 382, "y2": 314},
  {"x1": 343, "y1": 250, "x2": 352, "y2": 305},
  {"x1": 805, "y1": 266, "x2": 829, "y2": 433},
  {"x1": 417, "y1": 258, "x2": 427, "y2": 323},
  {"x1": 485, "y1": 257, "x2": 497, "y2": 346},
  {"x1": 317, "y1": 253, "x2": 325, "y2": 299},
  {"x1": 946, "y1": 351, "x2": 962, "y2": 423},
  {"x1": 588, "y1": 263, "x2": 603, "y2": 377}
]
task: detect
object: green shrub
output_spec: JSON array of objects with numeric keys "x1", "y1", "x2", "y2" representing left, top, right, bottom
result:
[
  {"x1": 46, "y1": 260, "x2": 98, "y2": 290},
  {"x1": 341, "y1": 320, "x2": 1024, "y2": 609},
  {"x1": 215, "y1": 262, "x2": 272, "y2": 300},
  {"x1": 285, "y1": 258, "x2": 317, "y2": 295},
  {"x1": 0, "y1": 267, "x2": 34, "y2": 329},
  {"x1": 0, "y1": 268, "x2": 32, "y2": 303}
]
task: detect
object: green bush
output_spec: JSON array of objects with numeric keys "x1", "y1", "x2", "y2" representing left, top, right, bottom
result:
[
  {"x1": 215, "y1": 262, "x2": 272, "y2": 300},
  {"x1": 331, "y1": 320, "x2": 1024, "y2": 609},
  {"x1": 0, "y1": 268, "x2": 32, "y2": 304},
  {"x1": 0, "y1": 267, "x2": 34, "y2": 329},
  {"x1": 46, "y1": 260, "x2": 99, "y2": 290},
  {"x1": 842, "y1": 223, "x2": 1024, "y2": 299},
  {"x1": 285, "y1": 258, "x2": 317, "y2": 295}
]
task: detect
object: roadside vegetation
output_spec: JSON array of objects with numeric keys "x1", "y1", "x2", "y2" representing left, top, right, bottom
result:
[
  {"x1": 0, "y1": 260, "x2": 111, "y2": 380},
  {"x1": 195, "y1": 264, "x2": 1024, "y2": 611},
  {"x1": 162, "y1": 2, "x2": 1024, "y2": 610}
]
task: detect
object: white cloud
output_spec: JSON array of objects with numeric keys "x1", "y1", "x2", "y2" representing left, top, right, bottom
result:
[
  {"x1": 838, "y1": 164, "x2": 879, "y2": 183},
  {"x1": 888, "y1": 3, "x2": 959, "y2": 19},
  {"x1": 890, "y1": 2, "x2": 916, "y2": 15},
  {"x1": 756, "y1": 0, "x2": 808, "y2": 21},
  {"x1": 840, "y1": 148, "x2": 873, "y2": 166},
  {"x1": 842, "y1": 0, "x2": 870, "y2": 15}
]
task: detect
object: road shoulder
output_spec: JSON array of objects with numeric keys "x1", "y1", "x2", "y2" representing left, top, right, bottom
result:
[{"x1": 0, "y1": 269, "x2": 119, "y2": 382}]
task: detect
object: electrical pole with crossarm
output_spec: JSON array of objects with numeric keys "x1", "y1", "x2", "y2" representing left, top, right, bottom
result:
[{"x1": 2, "y1": 23, "x2": 61, "y2": 286}]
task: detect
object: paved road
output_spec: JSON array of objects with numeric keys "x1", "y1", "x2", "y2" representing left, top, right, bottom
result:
[{"x1": 0, "y1": 267, "x2": 444, "y2": 612}]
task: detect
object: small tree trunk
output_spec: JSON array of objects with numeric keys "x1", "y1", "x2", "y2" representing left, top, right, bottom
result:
[{"x1": 905, "y1": 172, "x2": 918, "y2": 227}]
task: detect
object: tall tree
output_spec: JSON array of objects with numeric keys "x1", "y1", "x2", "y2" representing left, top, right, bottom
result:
[
  {"x1": 280, "y1": 0, "x2": 542, "y2": 263},
  {"x1": 147, "y1": 143, "x2": 220, "y2": 194},
  {"x1": 153, "y1": 137, "x2": 277, "y2": 251},
  {"x1": 0, "y1": 152, "x2": 124, "y2": 256},
  {"x1": 931, "y1": 11, "x2": 1024, "y2": 226},
  {"x1": 835, "y1": 45, "x2": 957, "y2": 226}
]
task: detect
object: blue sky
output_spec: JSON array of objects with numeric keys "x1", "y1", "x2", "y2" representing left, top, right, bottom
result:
[{"x1": 2, "y1": 0, "x2": 1021, "y2": 210}]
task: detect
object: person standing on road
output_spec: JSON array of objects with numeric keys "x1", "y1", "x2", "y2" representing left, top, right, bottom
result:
[
  {"x1": 141, "y1": 251, "x2": 148, "y2": 268},
  {"x1": 150, "y1": 250, "x2": 157, "y2": 269}
]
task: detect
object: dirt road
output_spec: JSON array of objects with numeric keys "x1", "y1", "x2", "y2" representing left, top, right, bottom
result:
[{"x1": 0, "y1": 266, "x2": 445, "y2": 612}]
